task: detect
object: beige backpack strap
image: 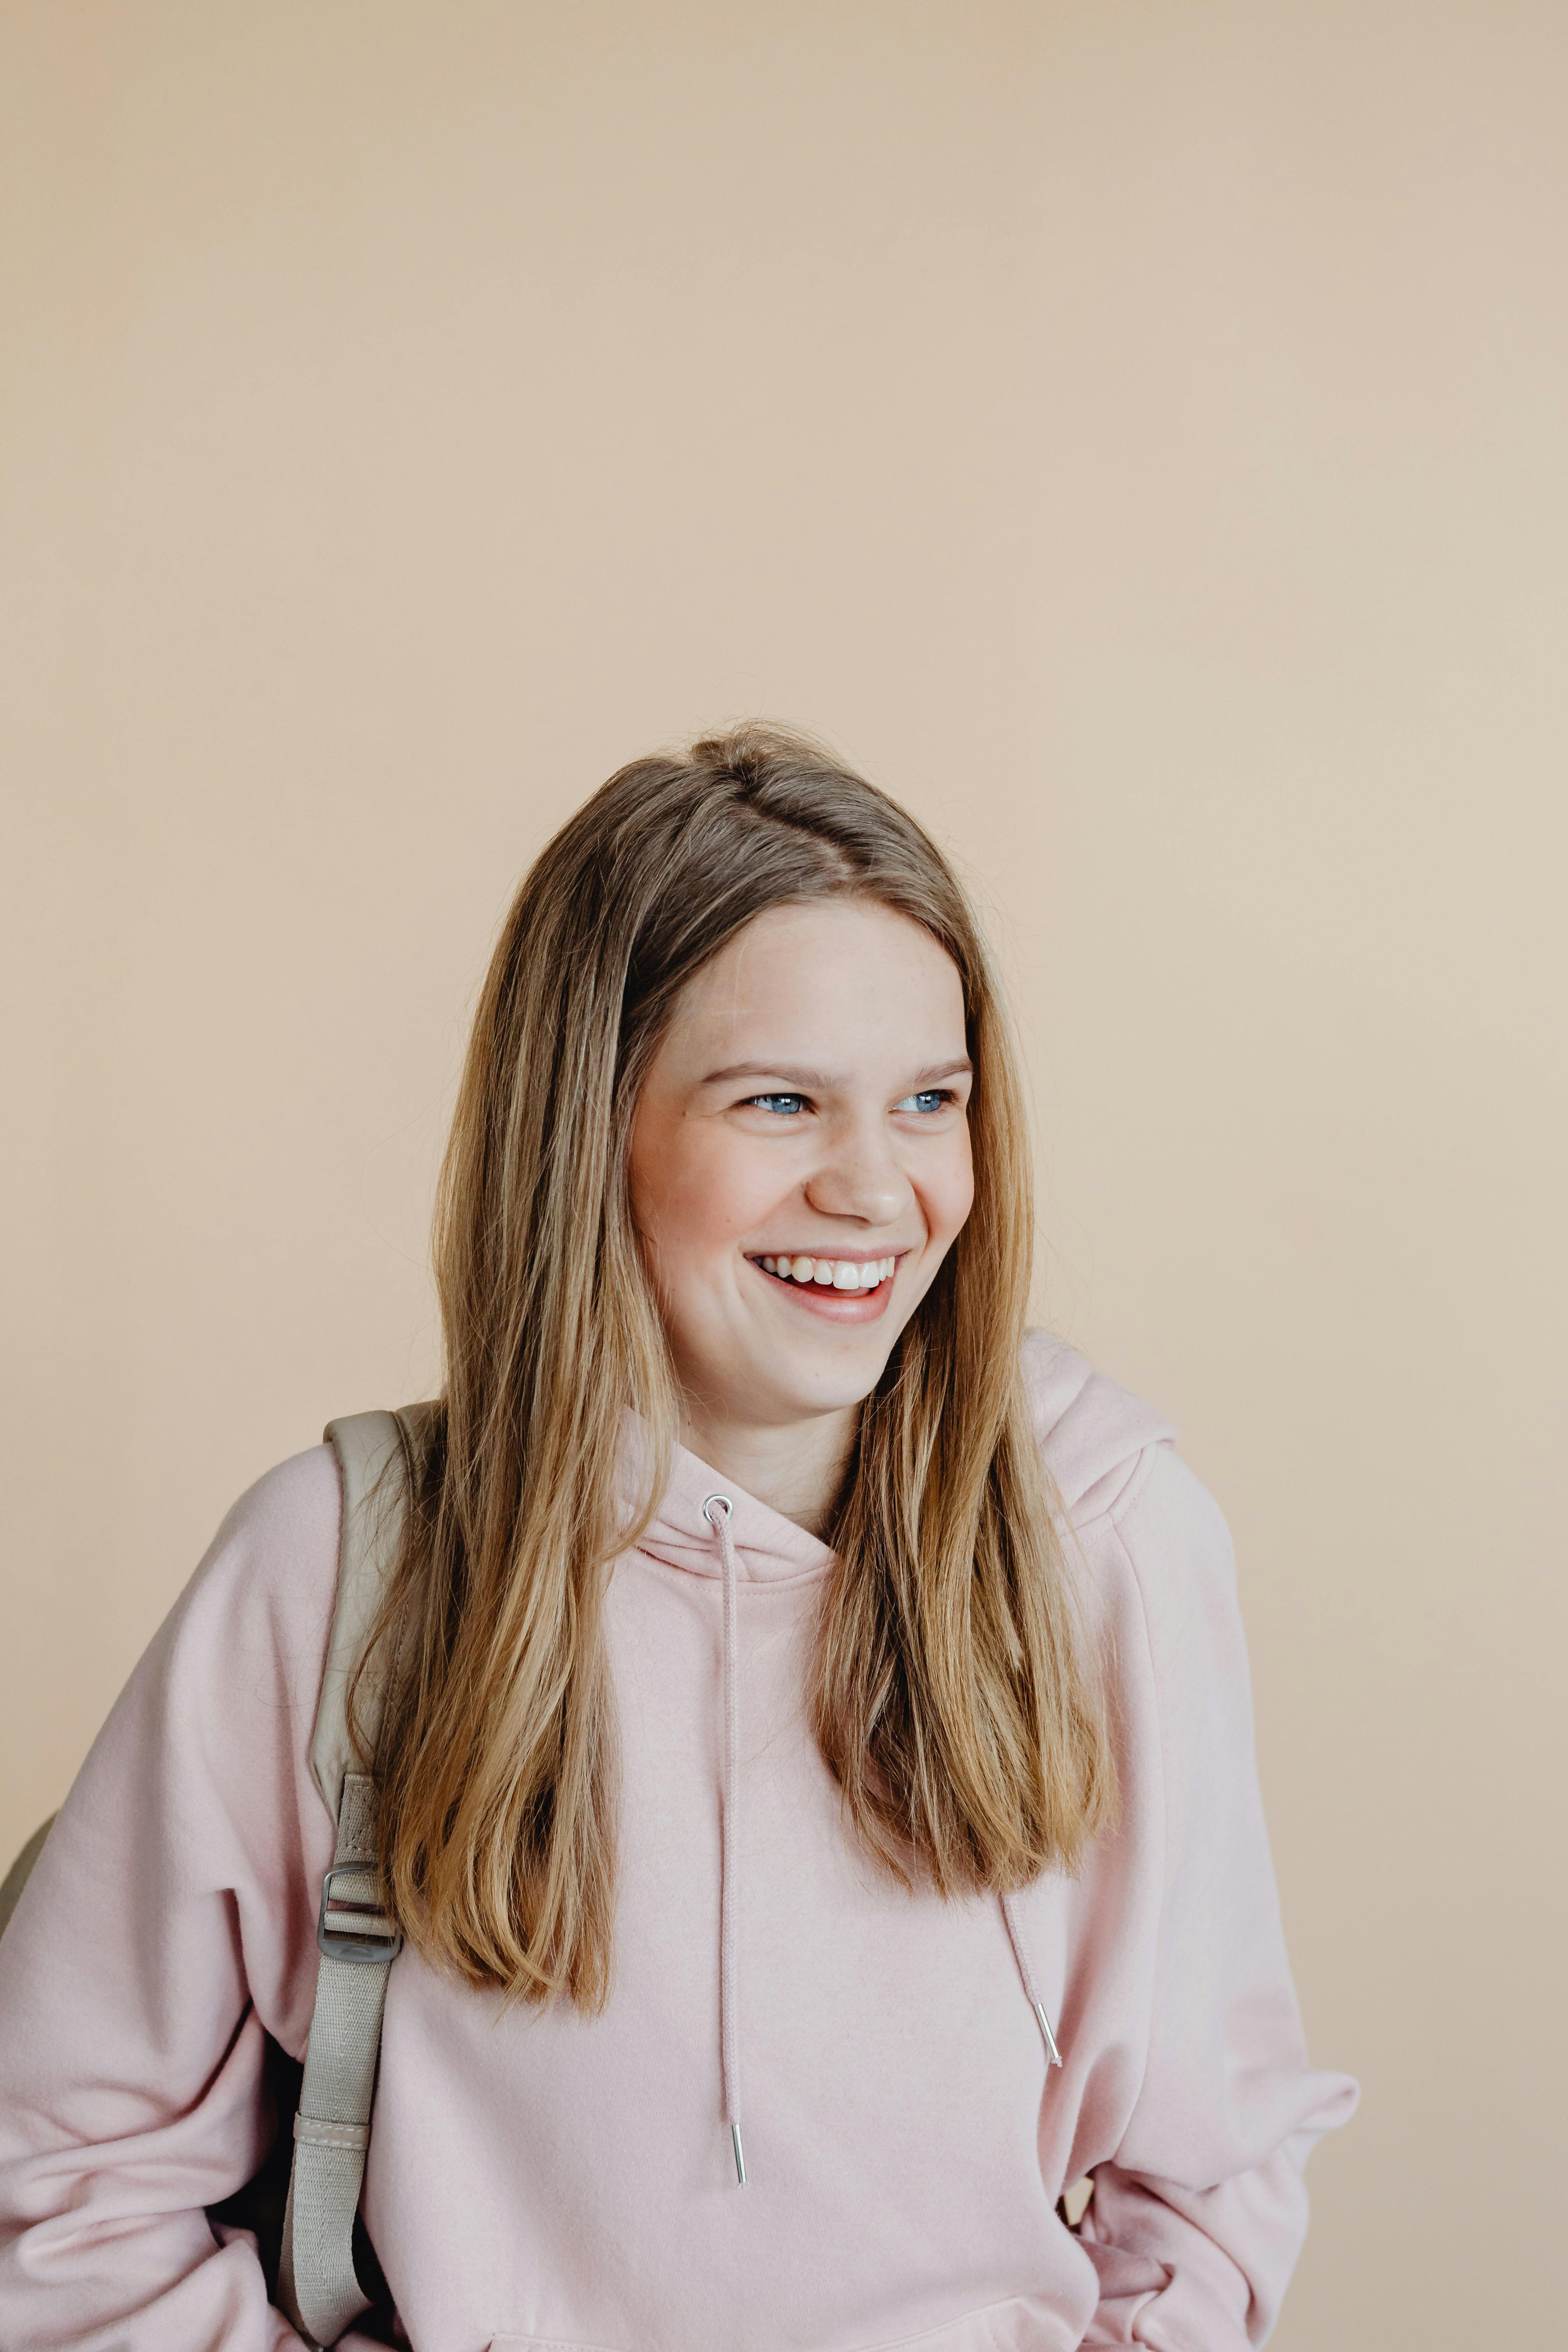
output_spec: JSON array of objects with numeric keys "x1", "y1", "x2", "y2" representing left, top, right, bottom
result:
[{"x1": 278, "y1": 1407, "x2": 426, "y2": 2349}]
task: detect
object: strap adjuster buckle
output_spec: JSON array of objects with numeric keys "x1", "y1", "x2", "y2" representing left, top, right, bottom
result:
[{"x1": 316, "y1": 1864, "x2": 403, "y2": 1965}]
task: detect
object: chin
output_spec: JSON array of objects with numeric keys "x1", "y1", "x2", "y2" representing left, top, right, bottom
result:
[{"x1": 774, "y1": 1353, "x2": 893, "y2": 1419}]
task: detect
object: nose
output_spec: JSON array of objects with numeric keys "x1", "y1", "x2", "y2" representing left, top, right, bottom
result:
[{"x1": 803, "y1": 1115, "x2": 911, "y2": 1228}]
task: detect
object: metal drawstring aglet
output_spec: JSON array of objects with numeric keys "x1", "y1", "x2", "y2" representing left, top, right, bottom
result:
[
  {"x1": 731, "y1": 2123, "x2": 747, "y2": 2185},
  {"x1": 1033, "y1": 2001, "x2": 1063, "y2": 2069}
]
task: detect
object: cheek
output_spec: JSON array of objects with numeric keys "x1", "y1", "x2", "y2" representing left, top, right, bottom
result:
[
  {"x1": 927, "y1": 1127, "x2": 976, "y2": 1244},
  {"x1": 630, "y1": 1117, "x2": 777, "y2": 1264}
]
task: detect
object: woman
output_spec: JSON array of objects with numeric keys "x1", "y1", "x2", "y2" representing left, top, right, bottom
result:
[{"x1": 0, "y1": 725, "x2": 1354, "y2": 2350}]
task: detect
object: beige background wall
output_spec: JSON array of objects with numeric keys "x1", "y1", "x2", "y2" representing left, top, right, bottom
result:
[{"x1": 4, "y1": 4, "x2": 1564, "y2": 2344}]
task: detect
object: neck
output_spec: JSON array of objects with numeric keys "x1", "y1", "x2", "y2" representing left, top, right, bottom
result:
[{"x1": 676, "y1": 1399, "x2": 858, "y2": 1538}]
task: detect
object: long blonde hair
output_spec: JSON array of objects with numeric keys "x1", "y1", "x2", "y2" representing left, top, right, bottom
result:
[{"x1": 357, "y1": 723, "x2": 1112, "y2": 2008}]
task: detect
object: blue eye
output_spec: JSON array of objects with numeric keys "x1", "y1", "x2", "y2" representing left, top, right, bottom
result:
[
  {"x1": 897, "y1": 1089, "x2": 952, "y2": 1114},
  {"x1": 748, "y1": 1093, "x2": 807, "y2": 1116}
]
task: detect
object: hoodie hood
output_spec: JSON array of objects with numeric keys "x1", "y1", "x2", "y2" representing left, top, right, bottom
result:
[
  {"x1": 636, "y1": 1441, "x2": 833, "y2": 1584},
  {"x1": 626, "y1": 1331, "x2": 1175, "y2": 1588},
  {"x1": 1022, "y1": 1330, "x2": 1178, "y2": 1522}
]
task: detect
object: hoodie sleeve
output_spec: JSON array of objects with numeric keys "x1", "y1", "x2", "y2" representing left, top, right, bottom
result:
[
  {"x1": 0, "y1": 1446, "x2": 386, "y2": 2352},
  {"x1": 1076, "y1": 1448, "x2": 1357, "y2": 2351}
]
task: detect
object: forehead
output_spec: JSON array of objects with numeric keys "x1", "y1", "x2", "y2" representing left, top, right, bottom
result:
[{"x1": 660, "y1": 899, "x2": 967, "y2": 1068}]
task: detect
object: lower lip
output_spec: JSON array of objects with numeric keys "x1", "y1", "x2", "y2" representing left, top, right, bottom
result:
[{"x1": 749, "y1": 1259, "x2": 899, "y2": 1323}]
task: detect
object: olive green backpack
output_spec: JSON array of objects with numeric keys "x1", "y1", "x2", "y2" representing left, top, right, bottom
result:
[{"x1": 0, "y1": 1409, "x2": 425, "y2": 2349}]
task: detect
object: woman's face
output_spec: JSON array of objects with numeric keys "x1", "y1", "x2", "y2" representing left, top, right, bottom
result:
[{"x1": 628, "y1": 898, "x2": 975, "y2": 1441}]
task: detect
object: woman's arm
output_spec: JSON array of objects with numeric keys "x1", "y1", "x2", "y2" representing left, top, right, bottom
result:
[
  {"x1": 0, "y1": 1447, "x2": 357, "y2": 2351},
  {"x1": 1079, "y1": 1450, "x2": 1357, "y2": 2349}
]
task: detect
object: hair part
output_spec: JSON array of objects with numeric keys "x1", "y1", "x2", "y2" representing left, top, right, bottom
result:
[{"x1": 355, "y1": 722, "x2": 1113, "y2": 2007}]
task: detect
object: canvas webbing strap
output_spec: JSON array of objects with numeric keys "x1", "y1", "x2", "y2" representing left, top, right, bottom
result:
[
  {"x1": 277, "y1": 1772, "x2": 400, "y2": 2346},
  {"x1": 277, "y1": 1407, "x2": 426, "y2": 2348}
]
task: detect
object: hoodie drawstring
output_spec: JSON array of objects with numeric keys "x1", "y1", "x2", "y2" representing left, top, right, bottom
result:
[
  {"x1": 702, "y1": 1493, "x2": 747, "y2": 2185},
  {"x1": 999, "y1": 1888, "x2": 1064, "y2": 2068},
  {"x1": 701, "y1": 1495, "x2": 1062, "y2": 2189}
]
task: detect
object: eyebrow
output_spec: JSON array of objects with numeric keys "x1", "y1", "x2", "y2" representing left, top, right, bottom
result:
[{"x1": 700, "y1": 1058, "x2": 973, "y2": 1091}]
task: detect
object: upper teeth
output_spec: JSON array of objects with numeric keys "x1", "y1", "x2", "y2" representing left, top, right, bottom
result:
[{"x1": 758, "y1": 1255, "x2": 896, "y2": 1291}]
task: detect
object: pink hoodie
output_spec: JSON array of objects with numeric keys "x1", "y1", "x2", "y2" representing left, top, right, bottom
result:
[{"x1": 0, "y1": 1335, "x2": 1355, "y2": 2351}]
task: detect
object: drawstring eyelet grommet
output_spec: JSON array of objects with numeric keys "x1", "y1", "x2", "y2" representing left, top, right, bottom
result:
[{"x1": 702, "y1": 1492, "x2": 734, "y2": 1528}]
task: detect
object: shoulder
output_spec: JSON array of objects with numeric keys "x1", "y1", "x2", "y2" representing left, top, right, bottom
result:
[
  {"x1": 1020, "y1": 1328, "x2": 1178, "y2": 1526},
  {"x1": 155, "y1": 1442, "x2": 345, "y2": 1740},
  {"x1": 189, "y1": 1441, "x2": 342, "y2": 1617},
  {"x1": 1020, "y1": 1330, "x2": 1241, "y2": 1672},
  {"x1": 20, "y1": 1445, "x2": 346, "y2": 1949},
  {"x1": 206, "y1": 1438, "x2": 344, "y2": 1566},
  {"x1": 7, "y1": 1444, "x2": 352, "y2": 2068}
]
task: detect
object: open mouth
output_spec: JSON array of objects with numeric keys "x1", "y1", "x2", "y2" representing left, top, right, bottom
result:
[{"x1": 751, "y1": 1253, "x2": 897, "y2": 1295}]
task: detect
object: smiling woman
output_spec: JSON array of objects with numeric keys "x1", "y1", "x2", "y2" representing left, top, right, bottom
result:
[
  {"x1": 0, "y1": 724, "x2": 1354, "y2": 2352},
  {"x1": 378, "y1": 727, "x2": 1103, "y2": 1971}
]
